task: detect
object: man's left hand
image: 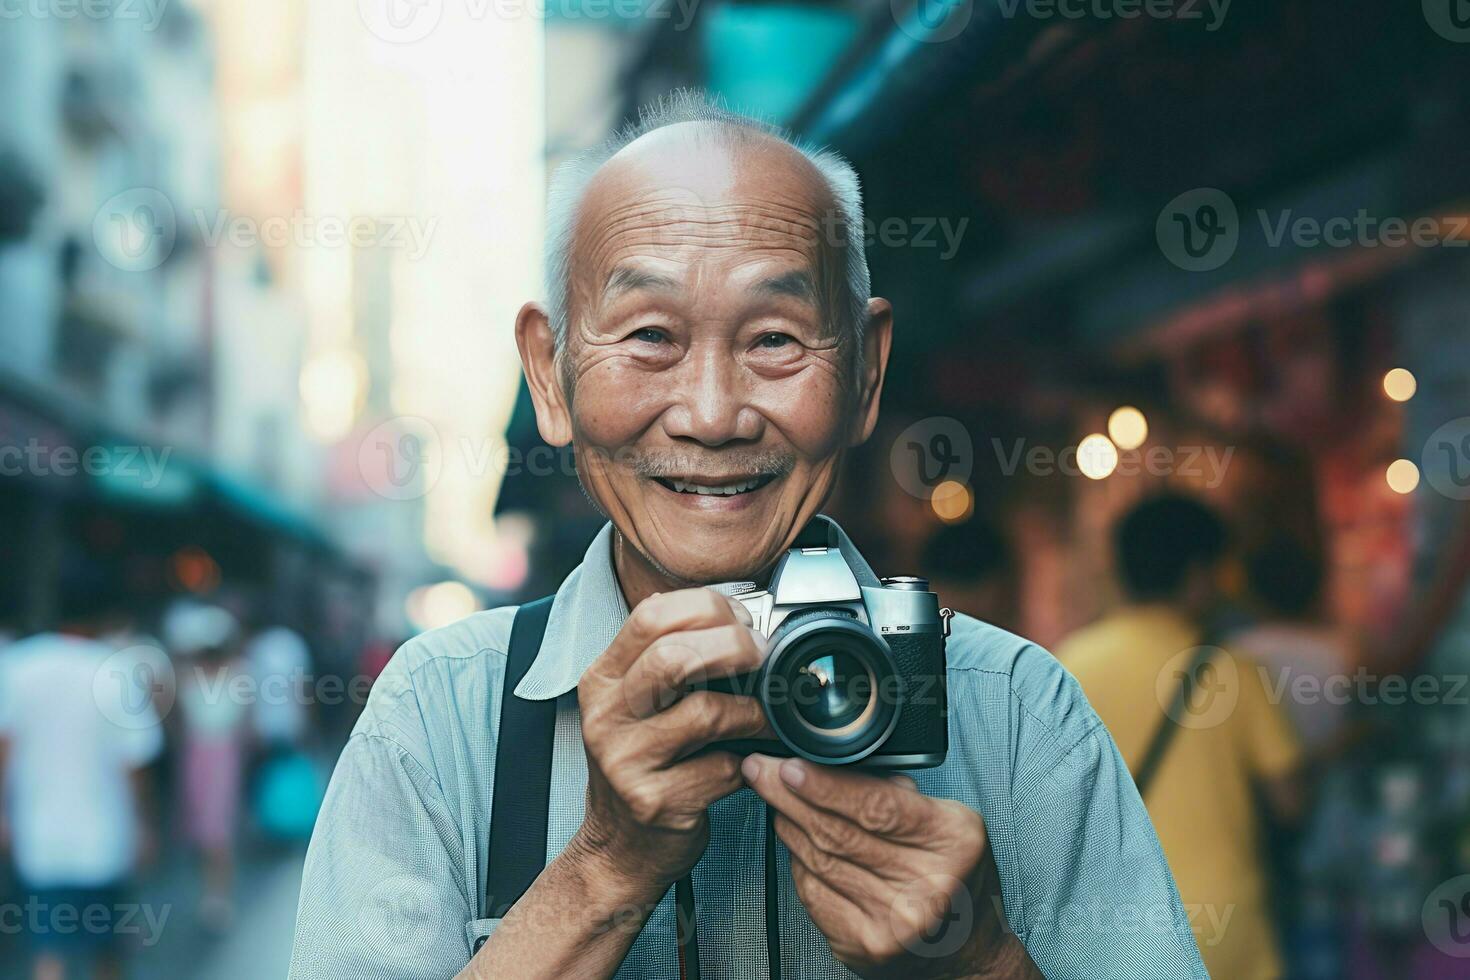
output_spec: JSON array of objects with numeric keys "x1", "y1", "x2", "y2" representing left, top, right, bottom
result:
[{"x1": 742, "y1": 754, "x2": 1040, "y2": 980}]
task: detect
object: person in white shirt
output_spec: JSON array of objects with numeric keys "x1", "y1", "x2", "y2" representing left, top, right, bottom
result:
[
  {"x1": 0, "y1": 614, "x2": 163, "y2": 980},
  {"x1": 244, "y1": 624, "x2": 313, "y2": 749}
]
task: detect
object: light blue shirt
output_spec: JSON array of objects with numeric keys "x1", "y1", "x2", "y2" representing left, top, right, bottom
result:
[{"x1": 289, "y1": 520, "x2": 1206, "y2": 978}]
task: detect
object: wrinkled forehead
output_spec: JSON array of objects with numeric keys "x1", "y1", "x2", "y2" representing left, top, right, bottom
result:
[{"x1": 569, "y1": 126, "x2": 843, "y2": 304}]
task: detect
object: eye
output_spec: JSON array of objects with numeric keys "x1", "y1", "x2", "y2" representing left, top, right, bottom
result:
[
  {"x1": 629, "y1": 326, "x2": 668, "y2": 345},
  {"x1": 755, "y1": 332, "x2": 795, "y2": 350}
]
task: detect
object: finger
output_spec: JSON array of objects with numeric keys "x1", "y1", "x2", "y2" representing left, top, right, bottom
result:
[
  {"x1": 661, "y1": 751, "x2": 748, "y2": 808},
  {"x1": 745, "y1": 756, "x2": 923, "y2": 877},
  {"x1": 653, "y1": 691, "x2": 772, "y2": 761},
  {"x1": 763, "y1": 757, "x2": 932, "y2": 844},
  {"x1": 620, "y1": 624, "x2": 765, "y2": 718},
  {"x1": 591, "y1": 589, "x2": 743, "y2": 681},
  {"x1": 773, "y1": 813, "x2": 896, "y2": 912},
  {"x1": 786, "y1": 852, "x2": 869, "y2": 949}
]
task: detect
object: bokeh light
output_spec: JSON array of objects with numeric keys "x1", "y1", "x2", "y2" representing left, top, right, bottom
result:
[
  {"x1": 406, "y1": 581, "x2": 480, "y2": 631},
  {"x1": 1386, "y1": 458, "x2": 1420, "y2": 494},
  {"x1": 1077, "y1": 434, "x2": 1120, "y2": 480},
  {"x1": 1382, "y1": 367, "x2": 1417, "y2": 402},
  {"x1": 931, "y1": 480, "x2": 973, "y2": 523},
  {"x1": 1107, "y1": 406, "x2": 1149, "y2": 450}
]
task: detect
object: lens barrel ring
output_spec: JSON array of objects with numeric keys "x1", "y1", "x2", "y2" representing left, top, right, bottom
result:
[{"x1": 759, "y1": 609, "x2": 903, "y2": 765}]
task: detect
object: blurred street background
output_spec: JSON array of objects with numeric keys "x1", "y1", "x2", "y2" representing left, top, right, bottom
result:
[{"x1": 3, "y1": 0, "x2": 1470, "y2": 977}]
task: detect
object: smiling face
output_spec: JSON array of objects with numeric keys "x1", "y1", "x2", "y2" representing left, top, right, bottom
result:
[{"x1": 518, "y1": 122, "x2": 892, "y2": 595}]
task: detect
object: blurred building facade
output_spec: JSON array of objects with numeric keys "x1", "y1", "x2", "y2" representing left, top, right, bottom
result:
[{"x1": 0, "y1": 4, "x2": 375, "y2": 665}]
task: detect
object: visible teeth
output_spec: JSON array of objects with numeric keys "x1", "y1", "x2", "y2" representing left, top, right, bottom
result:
[{"x1": 669, "y1": 477, "x2": 763, "y2": 495}]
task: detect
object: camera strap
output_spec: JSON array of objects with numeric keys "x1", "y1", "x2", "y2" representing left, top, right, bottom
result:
[
  {"x1": 480, "y1": 594, "x2": 785, "y2": 979},
  {"x1": 483, "y1": 595, "x2": 557, "y2": 921}
]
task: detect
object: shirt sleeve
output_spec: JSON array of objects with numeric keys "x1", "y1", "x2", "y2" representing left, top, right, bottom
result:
[
  {"x1": 288, "y1": 732, "x2": 473, "y2": 980},
  {"x1": 1006, "y1": 644, "x2": 1208, "y2": 980}
]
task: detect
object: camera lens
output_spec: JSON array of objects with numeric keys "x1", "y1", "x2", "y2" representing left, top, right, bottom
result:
[
  {"x1": 791, "y1": 650, "x2": 874, "y2": 734},
  {"x1": 759, "y1": 609, "x2": 901, "y2": 765}
]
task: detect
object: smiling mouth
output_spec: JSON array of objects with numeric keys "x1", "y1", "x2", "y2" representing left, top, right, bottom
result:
[{"x1": 652, "y1": 474, "x2": 779, "y2": 497}]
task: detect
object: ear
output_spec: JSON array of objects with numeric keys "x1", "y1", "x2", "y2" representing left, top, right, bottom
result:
[
  {"x1": 515, "y1": 301, "x2": 573, "y2": 447},
  {"x1": 849, "y1": 297, "x2": 893, "y2": 446}
]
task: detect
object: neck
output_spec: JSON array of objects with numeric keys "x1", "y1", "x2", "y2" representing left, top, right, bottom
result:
[{"x1": 612, "y1": 530, "x2": 690, "y2": 609}]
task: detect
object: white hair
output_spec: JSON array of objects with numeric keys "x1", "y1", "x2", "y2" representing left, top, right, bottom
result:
[{"x1": 544, "y1": 89, "x2": 872, "y2": 375}]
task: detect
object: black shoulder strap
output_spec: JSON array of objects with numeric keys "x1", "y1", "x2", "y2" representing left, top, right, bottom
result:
[
  {"x1": 484, "y1": 595, "x2": 557, "y2": 920},
  {"x1": 1132, "y1": 642, "x2": 1216, "y2": 799}
]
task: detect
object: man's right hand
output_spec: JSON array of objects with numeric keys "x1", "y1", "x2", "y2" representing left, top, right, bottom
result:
[{"x1": 566, "y1": 587, "x2": 770, "y2": 902}]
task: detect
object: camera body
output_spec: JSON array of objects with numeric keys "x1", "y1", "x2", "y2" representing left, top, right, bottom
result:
[{"x1": 707, "y1": 544, "x2": 951, "y2": 769}]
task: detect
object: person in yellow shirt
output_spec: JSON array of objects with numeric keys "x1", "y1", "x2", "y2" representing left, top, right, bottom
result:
[{"x1": 1058, "y1": 494, "x2": 1304, "y2": 980}]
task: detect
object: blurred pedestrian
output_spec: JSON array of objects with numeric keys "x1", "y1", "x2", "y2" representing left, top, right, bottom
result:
[
  {"x1": 921, "y1": 517, "x2": 1019, "y2": 633},
  {"x1": 243, "y1": 619, "x2": 325, "y2": 845},
  {"x1": 1230, "y1": 533, "x2": 1356, "y2": 757},
  {"x1": 0, "y1": 603, "x2": 163, "y2": 980},
  {"x1": 245, "y1": 621, "x2": 313, "y2": 754},
  {"x1": 1057, "y1": 494, "x2": 1305, "y2": 980},
  {"x1": 1230, "y1": 533, "x2": 1361, "y2": 978},
  {"x1": 166, "y1": 604, "x2": 246, "y2": 933}
]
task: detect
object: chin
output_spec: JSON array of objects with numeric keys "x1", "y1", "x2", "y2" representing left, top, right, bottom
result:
[{"x1": 647, "y1": 536, "x2": 773, "y2": 586}]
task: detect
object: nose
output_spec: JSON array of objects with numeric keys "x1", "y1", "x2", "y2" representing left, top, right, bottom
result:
[{"x1": 660, "y1": 342, "x2": 763, "y2": 446}]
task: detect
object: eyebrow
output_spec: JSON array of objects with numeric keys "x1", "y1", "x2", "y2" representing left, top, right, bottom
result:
[
  {"x1": 602, "y1": 266, "x2": 680, "y2": 302},
  {"x1": 752, "y1": 270, "x2": 819, "y2": 307},
  {"x1": 600, "y1": 265, "x2": 821, "y2": 307}
]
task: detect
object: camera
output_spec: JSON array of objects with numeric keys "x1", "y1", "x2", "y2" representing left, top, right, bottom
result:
[{"x1": 706, "y1": 543, "x2": 952, "y2": 769}]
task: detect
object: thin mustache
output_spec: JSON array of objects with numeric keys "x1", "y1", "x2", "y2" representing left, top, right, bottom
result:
[{"x1": 623, "y1": 450, "x2": 797, "y2": 479}]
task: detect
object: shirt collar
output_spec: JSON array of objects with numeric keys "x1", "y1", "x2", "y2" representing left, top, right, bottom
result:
[{"x1": 512, "y1": 515, "x2": 879, "y2": 701}]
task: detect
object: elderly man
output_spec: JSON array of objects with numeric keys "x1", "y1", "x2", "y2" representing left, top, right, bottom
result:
[{"x1": 290, "y1": 93, "x2": 1205, "y2": 979}]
